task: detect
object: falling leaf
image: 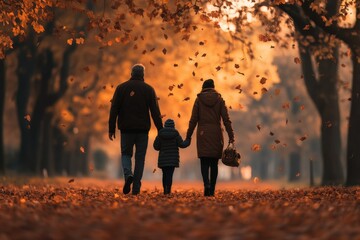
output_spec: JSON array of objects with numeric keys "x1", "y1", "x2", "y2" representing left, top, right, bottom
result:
[
  {"x1": 256, "y1": 124, "x2": 261, "y2": 131},
  {"x1": 153, "y1": 168, "x2": 156, "y2": 173},
  {"x1": 183, "y1": 97, "x2": 190, "y2": 101},
  {"x1": 75, "y1": 38, "x2": 85, "y2": 44},
  {"x1": 80, "y1": 147, "x2": 85, "y2": 153},
  {"x1": 275, "y1": 139, "x2": 281, "y2": 144},
  {"x1": 192, "y1": 71, "x2": 195, "y2": 77},
  {"x1": 162, "y1": 48, "x2": 167, "y2": 55},
  {"x1": 293, "y1": 96, "x2": 300, "y2": 102},
  {"x1": 251, "y1": 144, "x2": 261, "y2": 151},
  {"x1": 24, "y1": 114, "x2": 31, "y2": 122},
  {"x1": 177, "y1": 113, "x2": 181, "y2": 118},
  {"x1": 194, "y1": 51, "x2": 199, "y2": 57},
  {"x1": 194, "y1": 62, "x2": 198, "y2": 68},
  {"x1": 282, "y1": 102, "x2": 290, "y2": 109},
  {"x1": 303, "y1": 24, "x2": 310, "y2": 30},
  {"x1": 299, "y1": 136, "x2": 307, "y2": 141},
  {"x1": 67, "y1": 38, "x2": 74, "y2": 45},
  {"x1": 177, "y1": 84, "x2": 183, "y2": 89},
  {"x1": 68, "y1": 179, "x2": 75, "y2": 183},
  {"x1": 270, "y1": 131, "x2": 274, "y2": 136},
  {"x1": 260, "y1": 77, "x2": 267, "y2": 84},
  {"x1": 201, "y1": 53, "x2": 207, "y2": 57},
  {"x1": 326, "y1": 121, "x2": 332, "y2": 128},
  {"x1": 294, "y1": 57, "x2": 301, "y2": 64}
]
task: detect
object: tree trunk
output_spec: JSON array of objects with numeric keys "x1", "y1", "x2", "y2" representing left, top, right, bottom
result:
[
  {"x1": 346, "y1": 50, "x2": 360, "y2": 186},
  {"x1": 318, "y1": 52, "x2": 343, "y2": 185},
  {"x1": 288, "y1": 151, "x2": 301, "y2": 182},
  {"x1": 40, "y1": 111, "x2": 55, "y2": 176},
  {"x1": 81, "y1": 135, "x2": 91, "y2": 176},
  {"x1": 0, "y1": 59, "x2": 5, "y2": 174},
  {"x1": 16, "y1": 43, "x2": 35, "y2": 173},
  {"x1": 299, "y1": 46, "x2": 344, "y2": 185}
]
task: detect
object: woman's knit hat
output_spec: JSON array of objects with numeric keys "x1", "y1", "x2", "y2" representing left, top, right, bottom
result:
[
  {"x1": 202, "y1": 79, "x2": 215, "y2": 89},
  {"x1": 164, "y1": 119, "x2": 175, "y2": 128}
]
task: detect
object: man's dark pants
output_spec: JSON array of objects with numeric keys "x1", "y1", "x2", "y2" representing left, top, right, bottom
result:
[{"x1": 120, "y1": 132, "x2": 148, "y2": 194}]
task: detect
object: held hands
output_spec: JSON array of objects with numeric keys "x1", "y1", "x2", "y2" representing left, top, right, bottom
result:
[
  {"x1": 183, "y1": 138, "x2": 191, "y2": 147},
  {"x1": 109, "y1": 132, "x2": 116, "y2": 141}
]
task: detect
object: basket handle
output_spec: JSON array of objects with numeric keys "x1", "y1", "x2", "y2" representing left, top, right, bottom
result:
[{"x1": 227, "y1": 142, "x2": 235, "y2": 149}]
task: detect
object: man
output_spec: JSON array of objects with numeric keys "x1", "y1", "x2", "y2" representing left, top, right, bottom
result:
[{"x1": 109, "y1": 64, "x2": 163, "y2": 195}]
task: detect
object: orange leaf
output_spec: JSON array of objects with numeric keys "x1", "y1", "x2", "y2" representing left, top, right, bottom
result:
[
  {"x1": 80, "y1": 146, "x2": 85, "y2": 153},
  {"x1": 24, "y1": 114, "x2": 31, "y2": 122},
  {"x1": 251, "y1": 144, "x2": 261, "y2": 151},
  {"x1": 260, "y1": 77, "x2": 267, "y2": 84}
]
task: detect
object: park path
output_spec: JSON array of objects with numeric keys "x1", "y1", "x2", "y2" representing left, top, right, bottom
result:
[{"x1": 0, "y1": 178, "x2": 359, "y2": 239}]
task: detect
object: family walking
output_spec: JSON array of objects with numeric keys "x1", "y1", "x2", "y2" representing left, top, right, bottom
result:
[{"x1": 109, "y1": 64, "x2": 235, "y2": 196}]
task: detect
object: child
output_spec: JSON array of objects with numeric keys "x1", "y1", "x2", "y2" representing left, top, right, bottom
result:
[{"x1": 153, "y1": 119, "x2": 190, "y2": 194}]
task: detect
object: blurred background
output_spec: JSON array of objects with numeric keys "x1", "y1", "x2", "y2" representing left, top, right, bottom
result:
[{"x1": 1, "y1": 0, "x2": 355, "y2": 186}]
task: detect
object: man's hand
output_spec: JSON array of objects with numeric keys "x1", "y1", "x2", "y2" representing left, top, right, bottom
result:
[{"x1": 109, "y1": 132, "x2": 116, "y2": 141}]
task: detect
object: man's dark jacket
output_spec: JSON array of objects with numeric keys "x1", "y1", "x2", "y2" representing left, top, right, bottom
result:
[{"x1": 109, "y1": 77, "x2": 163, "y2": 133}]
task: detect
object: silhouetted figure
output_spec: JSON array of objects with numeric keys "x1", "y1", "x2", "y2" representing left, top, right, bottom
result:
[
  {"x1": 153, "y1": 119, "x2": 190, "y2": 194},
  {"x1": 186, "y1": 79, "x2": 235, "y2": 196},
  {"x1": 109, "y1": 64, "x2": 163, "y2": 195}
]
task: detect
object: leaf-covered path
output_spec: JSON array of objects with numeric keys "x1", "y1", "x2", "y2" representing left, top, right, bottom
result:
[{"x1": 1, "y1": 180, "x2": 359, "y2": 239}]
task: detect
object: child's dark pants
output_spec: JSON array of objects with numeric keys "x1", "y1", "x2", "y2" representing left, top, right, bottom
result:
[{"x1": 161, "y1": 166, "x2": 175, "y2": 194}]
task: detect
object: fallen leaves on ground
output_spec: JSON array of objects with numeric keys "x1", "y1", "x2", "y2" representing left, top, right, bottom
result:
[{"x1": 0, "y1": 182, "x2": 359, "y2": 239}]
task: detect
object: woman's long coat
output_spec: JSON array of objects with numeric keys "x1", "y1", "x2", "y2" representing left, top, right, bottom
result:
[{"x1": 186, "y1": 88, "x2": 234, "y2": 159}]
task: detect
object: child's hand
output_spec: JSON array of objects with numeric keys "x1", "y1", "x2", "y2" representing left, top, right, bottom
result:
[{"x1": 183, "y1": 138, "x2": 191, "y2": 147}]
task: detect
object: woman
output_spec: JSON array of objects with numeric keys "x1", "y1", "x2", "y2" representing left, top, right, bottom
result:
[{"x1": 186, "y1": 79, "x2": 235, "y2": 196}]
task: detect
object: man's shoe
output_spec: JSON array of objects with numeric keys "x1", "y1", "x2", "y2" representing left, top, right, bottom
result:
[{"x1": 123, "y1": 175, "x2": 133, "y2": 194}]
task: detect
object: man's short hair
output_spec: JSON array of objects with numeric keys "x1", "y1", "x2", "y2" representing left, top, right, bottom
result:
[{"x1": 131, "y1": 64, "x2": 145, "y2": 78}]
